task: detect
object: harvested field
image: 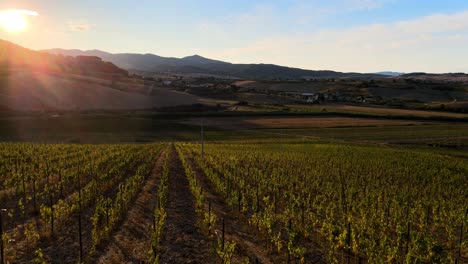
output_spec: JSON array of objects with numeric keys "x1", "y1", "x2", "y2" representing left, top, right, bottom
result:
[
  {"x1": 0, "y1": 71, "x2": 210, "y2": 111},
  {"x1": 184, "y1": 116, "x2": 436, "y2": 130},
  {"x1": 331, "y1": 104, "x2": 468, "y2": 118}
]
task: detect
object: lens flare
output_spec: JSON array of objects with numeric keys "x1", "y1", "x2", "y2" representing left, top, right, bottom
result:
[{"x1": 0, "y1": 9, "x2": 38, "y2": 33}]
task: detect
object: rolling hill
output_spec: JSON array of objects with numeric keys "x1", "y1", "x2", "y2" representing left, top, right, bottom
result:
[
  {"x1": 0, "y1": 39, "x2": 209, "y2": 111},
  {"x1": 43, "y1": 48, "x2": 383, "y2": 80},
  {"x1": 399, "y1": 72, "x2": 468, "y2": 82},
  {"x1": 1, "y1": 39, "x2": 128, "y2": 76}
]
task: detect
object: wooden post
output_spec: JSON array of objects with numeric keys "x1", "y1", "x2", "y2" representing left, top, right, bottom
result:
[
  {"x1": 50, "y1": 191, "x2": 54, "y2": 236},
  {"x1": 457, "y1": 221, "x2": 464, "y2": 263},
  {"x1": 288, "y1": 219, "x2": 292, "y2": 264},
  {"x1": 0, "y1": 209, "x2": 4, "y2": 264},
  {"x1": 222, "y1": 219, "x2": 225, "y2": 250},
  {"x1": 106, "y1": 202, "x2": 110, "y2": 228},
  {"x1": 32, "y1": 178, "x2": 37, "y2": 212},
  {"x1": 256, "y1": 185, "x2": 259, "y2": 213},
  {"x1": 273, "y1": 192, "x2": 277, "y2": 216},
  {"x1": 201, "y1": 119, "x2": 205, "y2": 158},
  {"x1": 301, "y1": 202, "x2": 305, "y2": 226},
  {"x1": 238, "y1": 190, "x2": 241, "y2": 212},
  {"x1": 208, "y1": 201, "x2": 211, "y2": 228},
  {"x1": 77, "y1": 175, "x2": 83, "y2": 263},
  {"x1": 78, "y1": 212, "x2": 83, "y2": 263},
  {"x1": 153, "y1": 205, "x2": 157, "y2": 233},
  {"x1": 405, "y1": 221, "x2": 410, "y2": 258},
  {"x1": 347, "y1": 222, "x2": 351, "y2": 264},
  {"x1": 21, "y1": 166, "x2": 26, "y2": 225},
  {"x1": 59, "y1": 168, "x2": 63, "y2": 198},
  {"x1": 51, "y1": 200, "x2": 54, "y2": 236}
]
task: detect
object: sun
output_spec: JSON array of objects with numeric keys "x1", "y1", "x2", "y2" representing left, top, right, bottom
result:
[{"x1": 0, "y1": 10, "x2": 29, "y2": 33}]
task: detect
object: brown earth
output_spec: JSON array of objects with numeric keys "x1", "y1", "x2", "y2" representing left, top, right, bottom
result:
[
  {"x1": 0, "y1": 71, "x2": 210, "y2": 111},
  {"x1": 330, "y1": 104, "x2": 468, "y2": 118},
  {"x1": 158, "y1": 146, "x2": 214, "y2": 263},
  {"x1": 5, "y1": 151, "x2": 159, "y2": 263},
  {"x1": 184, "y1": 116, "x2": 435, "y2": 130},
  {"x1": 183, "y1": 150, "x2": 277, "y2": 264},
  {"x1": 95, "y1": 149, "x2": 167, "y2": 263},
  {"x1": 183, "y1": 149, "x2": 328, "y2": 264}
]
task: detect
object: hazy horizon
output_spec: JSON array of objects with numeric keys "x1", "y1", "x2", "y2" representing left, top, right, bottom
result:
[{"x1": 1, "y1": 0, "x2": 468, "y2": 74}]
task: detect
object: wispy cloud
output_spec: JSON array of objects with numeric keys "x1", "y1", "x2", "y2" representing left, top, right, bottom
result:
[
  {"x1": 206, "y1": 10, "x2": 468, "y2": 73},
  {"x1": 7, "y1": 9, "x2": 39, "y2": 16},
  {"x1": 196, "y1": 0, "x2": 394, "y2": 46},
  {"x1": 290, "y1": 0, "x2": 391, "y2": 23},
  {"x1": 198, "y1": 4, "x2": 277, "y2": 38},
  {"x1": 68, "y1": 21, "x2": 92, "y2": 32},
  {"x1": 343, "y1": 0, "x2": 390, "y2": 10}
]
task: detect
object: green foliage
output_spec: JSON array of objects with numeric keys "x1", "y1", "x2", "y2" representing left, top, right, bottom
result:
[
  {"x1": 216, "y1": 239, "x2": 236, "y2": 264},
  {"x1": 33, "y1": 248, "x2": 47, "y2": 264},
  {"x1": 178, "y1": 142, "x2": 468, "y2": 263},
  {"x1": 149, "y1": 149, "x2": 170, "y2": 263},
  {"x1": 0, "y1": 142, "x2": 166, "y2": 261}
]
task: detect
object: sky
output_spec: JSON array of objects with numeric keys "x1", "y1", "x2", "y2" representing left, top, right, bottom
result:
[{"x1": 0, "y1": 0, "x2": 468, "y2": 73}]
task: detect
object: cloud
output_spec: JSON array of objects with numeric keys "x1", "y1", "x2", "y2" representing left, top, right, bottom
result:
[
  {"x1": 68, "y1": 22, "x2": 92, "y2": 32},
  {"x1": 8, "y1": 9, "x2": 38, "y2": 16},
  {"x1": 206, "y1": 10, "x2": 468, "y2": 73},
  {"x1": 196, "y1": 0, "x2": 394, "y2": 43},
  {"x1": 290, "y1": 0, "x2": 391, "y2": 22},
  {"x1": 198, "y1": 4, "x2": 276, "y2": 37},
  {"x1": 343, "y1": 0, "x2": 389, "y2": 10},
  {"x1": 198, "y1": 21, "x2": 223, "y2": 35}
]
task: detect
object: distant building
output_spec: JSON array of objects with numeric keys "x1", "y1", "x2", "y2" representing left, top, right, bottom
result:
[{"x1": 188, "y1": 83, "x2": 214, "y2": 88}]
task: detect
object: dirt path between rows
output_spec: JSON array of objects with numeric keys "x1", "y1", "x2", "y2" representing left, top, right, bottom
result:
[
  {"x1": 182, "y1": 150, "x2": 275, "y2": 264},
  {"x1": 185, "y1": 150, "x2": 328, "y2": 264},
  {"x1": 94, "y1": 149, "x2": 167, "y2": 263},
  {"x1": 158, "y1": 146, "x2": 213, "y2": 263},
  {"x1": 7, "y1": 150, "x2": 164, "y2": 263}
]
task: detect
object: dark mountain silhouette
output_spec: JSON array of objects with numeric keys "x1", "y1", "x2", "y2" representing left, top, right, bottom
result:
[{"x1": 43, "y1": 48, "x2": 382, "y2": 79}]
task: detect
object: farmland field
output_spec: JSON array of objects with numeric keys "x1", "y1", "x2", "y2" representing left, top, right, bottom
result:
[
  {"x1": 1, "y1": 3, "x2": 468, "y2": 264},
  {"x1": 0, "y1": 71, "x2": 211, "y2": 111},
  {"x1": 184, "y1": 116, "x2": 435, "y2": 130},
  {"x1": 0, "y1": 140, "x2": 466, "y2": 263}
]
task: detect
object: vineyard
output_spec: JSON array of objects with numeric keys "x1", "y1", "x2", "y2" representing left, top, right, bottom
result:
[{"x1": 0, "y1": 141, "x2": 466, "y2": 263}]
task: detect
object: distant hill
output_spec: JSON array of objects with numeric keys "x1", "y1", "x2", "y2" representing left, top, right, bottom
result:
[
  {"x1": 376, "y1": 71, "x2": 404, "y2": 76},
  {"x1": 0, "y1": 39, "x2": 210, "y2": 111},
  {"x1": 43, "y1": 48, "x2": 383, "y2": 80},
  {"x1": 1, "y1": 39, "x2": 128, "y2": 76},
  {"x1": 400, "y1": 72, "x2": 468, "y2": 82}
]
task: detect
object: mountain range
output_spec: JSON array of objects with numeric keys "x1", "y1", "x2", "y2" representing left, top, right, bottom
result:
[{"x1": 43, "y1": 48, "x2": 383, "y2": 80}]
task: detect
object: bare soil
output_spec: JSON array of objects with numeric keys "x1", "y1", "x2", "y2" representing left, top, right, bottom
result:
[
  {"x1": 331, "y1": 104, "x2": 468, "y2": 118},
  {"x1": 184, "y1": 116, "x2": 432, "y2": 130},
  {"x1": 5, "y1": 152, "x2": 163, "y2": 263},
  {"x1": 95, "y1": 150, "x2": 167, "y2": 263},
  {"x1": 184, "y1": 150, "x2": 277, "y2": 264},
  {"x1": 184, "y1": 150, "x2": 328, "y2": 264},
  {"x1": 158, "y1": 146, "x2": 213, "y2": 263},
  {"x1": 0, "y1": 71, "x2": 208, "y2": 111}
]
